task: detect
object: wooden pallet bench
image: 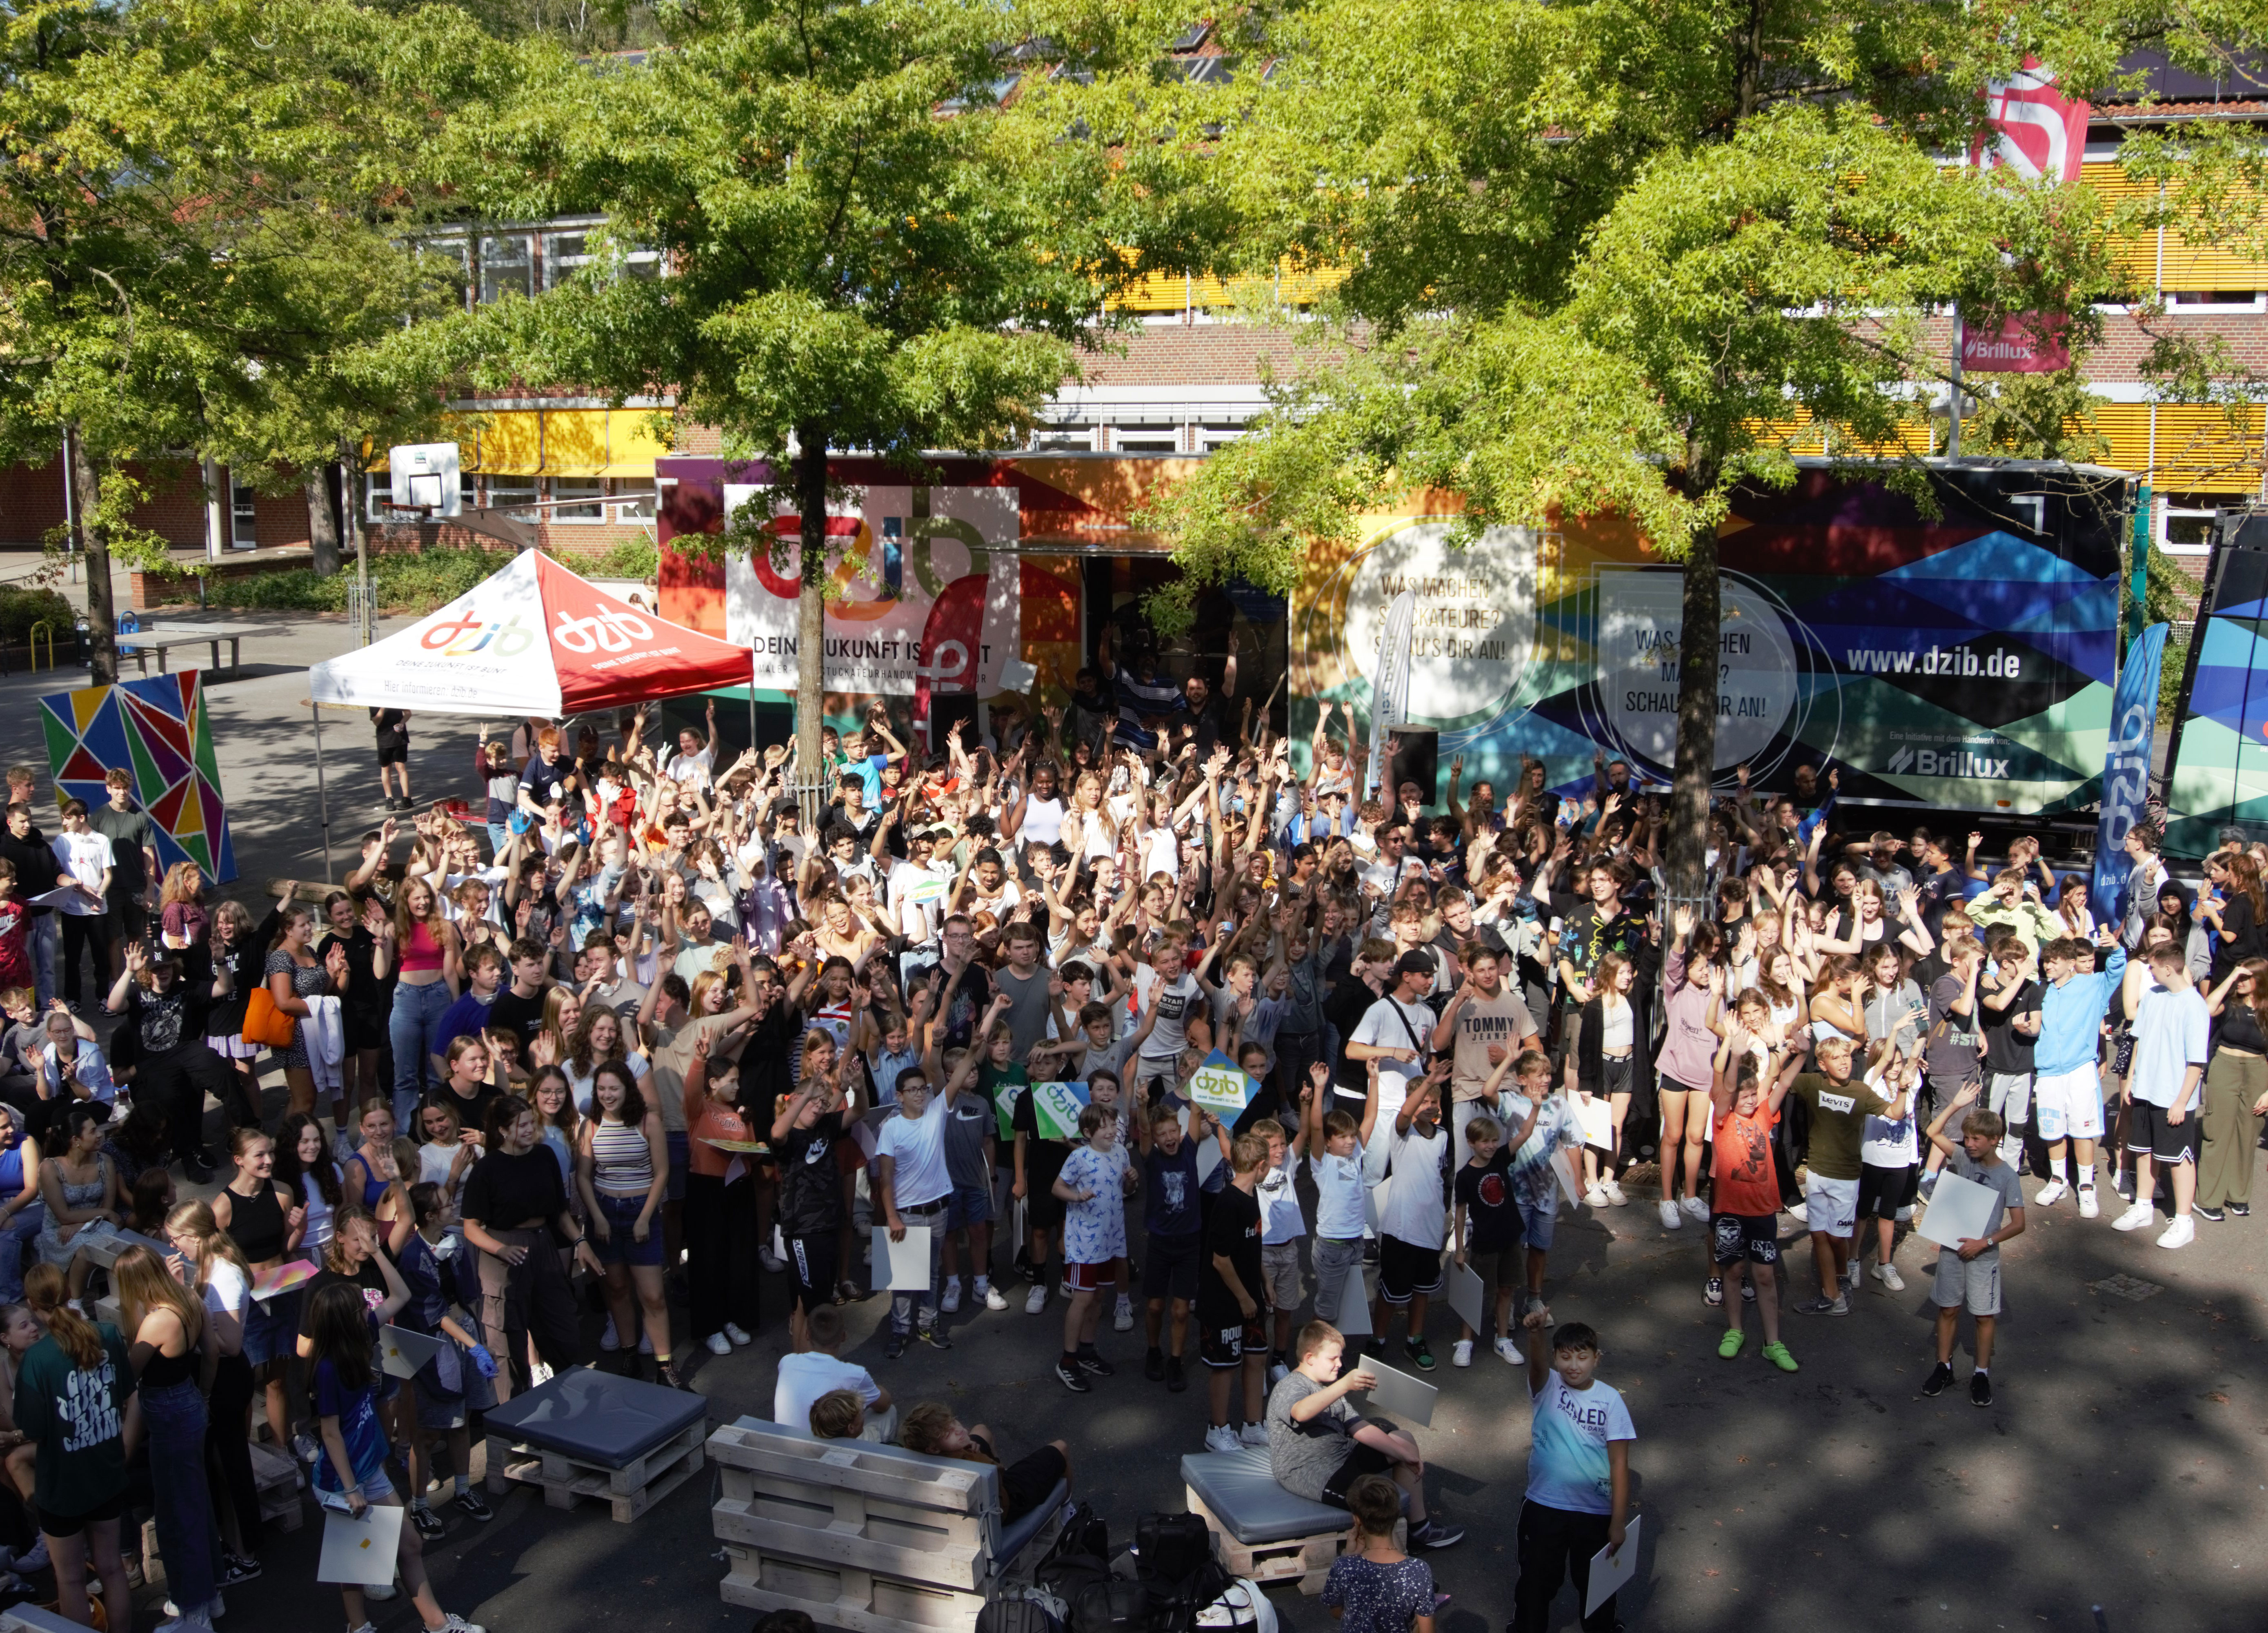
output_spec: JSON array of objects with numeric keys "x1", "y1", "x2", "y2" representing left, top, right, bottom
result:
[
  {"x1": 480, "y1": 1367, "x2": 709, "y2": 1524},
  {"x1": 1181, "y1": 1445, "x2": 1396, "y2": 1595}
]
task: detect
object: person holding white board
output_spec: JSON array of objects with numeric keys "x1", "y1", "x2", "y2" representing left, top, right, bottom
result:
[{"x1": 1918, "y1": 1082, "x2": 2027, "y2": 1407}]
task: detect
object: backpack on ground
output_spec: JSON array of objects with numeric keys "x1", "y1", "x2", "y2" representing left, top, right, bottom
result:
[
  {"x1": 1035, "y1": 1504, "x2": 1150, "y2": 1633},
  {"x1": 1132, "y1": 1512, "x2": 1231, "y2": 1633},
  {"x1": 978, "y1": 1595, "x2": 1067, "y2": 1633}
]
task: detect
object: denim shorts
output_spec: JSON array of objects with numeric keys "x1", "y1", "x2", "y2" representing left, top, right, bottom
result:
[
  {"x1": 944, "y1": 1181, "x2": 994, "y2": 1231},
  {"x1": 1517, "y1": 1200, "x2": 1557, "y2": 1251},
  {"x1": 594, "y1": 1192, "x2": 664, "y2": 1267}
]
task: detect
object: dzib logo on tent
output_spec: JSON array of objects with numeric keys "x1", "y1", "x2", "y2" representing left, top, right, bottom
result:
[{"x1": 421, "y1": 607, "x2": 536, "y2": 658}]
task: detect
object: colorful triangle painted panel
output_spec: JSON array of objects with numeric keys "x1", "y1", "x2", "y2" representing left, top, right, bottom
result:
[{"x1": 36, "y1": 673, "x2": 235, "y2": 884}]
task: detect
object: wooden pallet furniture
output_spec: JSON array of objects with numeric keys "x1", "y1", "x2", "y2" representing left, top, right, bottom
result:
[
  {"x1": 708, "y1": 1417, "x2": 1067, "y2": 1633},
  {"x1": 249, "y1": 1438, "x2": 305, "y2": 1533},
  {"x1": 481, "y1": 1367, "x2": 709, "y2": 1523},
  {"x1": 1181, "y1": 1445, "x2": 1397, "y2": 1595}
]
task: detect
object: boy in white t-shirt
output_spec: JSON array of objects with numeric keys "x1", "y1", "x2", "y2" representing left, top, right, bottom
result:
[
  {"x1": 1300, "y1": 1061, "x2": 1377, "y2": 1329},
  {"x1": 1366, "y1": 1065, "x2": 1452, "y2": 1370},
  {"x1": 1050, "y1": 1103, "x2": 1137, "y2": 1393},
  {"x1": 876, "y1": 1055, "x2": 963, "y2": 1360},
  {"x1": 1250, "y1": 1115, "x2": 1306, "y2": 1378}
]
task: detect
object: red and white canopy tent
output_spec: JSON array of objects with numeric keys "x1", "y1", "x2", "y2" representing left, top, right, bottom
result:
[{"x1": 303, "y1": 549, "x2": 753, "y2": 875}]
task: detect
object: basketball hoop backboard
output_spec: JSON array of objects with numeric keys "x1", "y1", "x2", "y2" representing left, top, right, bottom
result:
[{"x1": 389, "y1": 442, "x2": 462, "y2": 518}]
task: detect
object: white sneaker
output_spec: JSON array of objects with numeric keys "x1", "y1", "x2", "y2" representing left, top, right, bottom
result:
[
  {"x1": 941, "y1": 1276, "x2": 964, "y2": 1315},
  {"x1": 1657, "y1": 1200, "x2": 1681, "y2": 1229},
  {"x1": 599, "y1": 1315, "x2": 621, "y2": 1352},
  {"x1": 1452, "y1": 1339, "x2": 1474, "y2": 1367},
  {"x1": 2035, "y1": 1179, "x2": 2069, "y2": 1208},
  {"x1": 705, "y1": 1331, "x2": 733, "y2": 1357},
  {"x1": 2112, "y1": 1202, "x2": 2156, "y2": 1232},
  {"x1": 1583, "y1": 1184, "x2": 1609, "y2": 1208},
  {"x1": 1203, "y1": 1424, "x2": 1243, "y2": 1454},
  {"x1": 1783, "y1": 1199, "x2": 1808, "y2": 1225},
  {"x1": 2077, "y1": 1186, "x2": 2100, "y2": 1219},
  {"x1": 436, "y1": 1617, "x2": 487, "y2": 1633},
  {"x1": 1494, "y1": 1335, "x2": 1523, "y2": 1365},
  {"x1": 759, "y1": 1248, "x2": 788, "y2": 1273},
  {"x1": 1874, "y1": 1262, "x2": 1905, "y2": 1292},
  {"x1": 1113, "y1": 1295, "x2": 1134, "y2": 1333},
  {"x1": 1238, "y1": 1422, "x2": 1270, "y2": 1448},
  {"x1": 1602, "y1": 1179, "x2": 1627, "y2": 1206},
  {"x1": 1025, "y1": 1284, "x2": 1048, "y2": 1315},
  {"x1": 528, "y1": 1361, "x2": 554, "y2": 1387},
  {"x1": 725, "y1": 1322, "x2": 753, "y2": 1347},
  {"x1": 2157, "y1": 1215, "x2": 2196, "y2": 1250},
  {"x1": 365, "y1": 1580, "x2": 398, "y2": 1602},
  {"x1": 1682, "y1": 1196, "x2": 1710, "y2": 1221},
  {"x1": 981, "y1": 1282, "x2": 1009, "y2": 1312}
]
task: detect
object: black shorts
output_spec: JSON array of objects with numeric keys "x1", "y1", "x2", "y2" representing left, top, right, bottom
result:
[
  {"x1": 1709, "y1": 1212, "x2": 1780, "y2": 1268},
  {"x1": 788, "y1": 1234, "x2": 838, "y2": 1313},
  {"x1": 1199, "y1": 1316, "x2": 1264, "y2": 1370},
  {"x1": 105, "y1": 895, "x2": 145, "y2": 945},
  {"x1": 1142, "y1": 1232, "x2": 1202, "y2": 1302},
  {"x1": 41, "y1": 1489, "x2": 127, "y2": 1537},
  {"x1": 1024, "y1": 1142, "x2": 1070, "y2": 1230},
  {"x1": 1376, "y1": 1234, "x2": 1444, "y2": 1307},
  {"x1": 973, "y1": 1437, "x2": 1066, "y2": 1523},
  {"x1": 2127, "y1": 1099, "x2": 2200, "y2": 1165},
  {"x1": 376, "y1": 734, "x2": 410, "y2": 765},
  {"x1": 1857, "y1": 1162, "x2": 1919, "y2": 1220},
  {"x1": 1318, "y1": 1442, "x2": 1397, "y2": 1510}
]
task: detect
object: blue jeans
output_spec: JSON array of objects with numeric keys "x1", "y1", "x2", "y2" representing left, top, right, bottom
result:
[
  {"x1": 29, "y1": 913, "x2": 56, "y2": 1011},
  {"x1": 140, "y1": 1378, "x2": 217, "y2": 1613},
  {"x1": 0, "y1": 1204, "x2": 44, "y2": 1303},
  {"x1": 487, "y1": 821, "x2": 511, "y2": 861},
  {"x1": 390, "y1": 978, "x2": 453, "y2": 1126}
]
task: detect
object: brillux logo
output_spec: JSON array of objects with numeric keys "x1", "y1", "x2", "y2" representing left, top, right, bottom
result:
[
  {"x1": 420, "y1": 610, "x2": 536, "y2": 658},
  {"x1": 1887, "y1": 745, "x2": 2011, "y2": 779}
]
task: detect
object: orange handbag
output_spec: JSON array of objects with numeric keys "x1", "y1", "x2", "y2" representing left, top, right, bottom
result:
[{"x1": 241, "y1": 984, "x2": 298, "y2": 1049}]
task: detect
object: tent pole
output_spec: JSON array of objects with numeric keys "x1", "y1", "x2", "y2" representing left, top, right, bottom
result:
[{"x1": 311, "y1": 704, "x2": 333, "y2": 883}]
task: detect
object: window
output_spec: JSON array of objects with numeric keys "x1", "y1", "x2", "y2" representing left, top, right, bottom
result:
[
  {"x1": 1198, "y1": 422, "x2": 1246, "y2": 452},
  {"x1": 479, "y1": 234, "x2": 534, "y2": 303},
  {"x1": 2160, "y1": 492, "x2": 2240, "y2": 555},
  {"x1": 2164, "y1": 289, "x2": 2266, "y2": 314},
  {"x1": 1111, "y1": 421, "x2": 1180, "y2": 453},
  {"x1": 414, "y1": 238, "x2": 472, "y2": 310},
  {"x1": 542, "y1": 229, "x2": 595, "y2": 290},
  {"x1": 486, "y1": 476, "x2": 538, "y2": 521},
  {"x1": 610, "y1": 478, "x2": 656, "y2": 520},
  {"x1": 230, "y1": 479, "x2": 258, "y2": 548},
  {"x1": 550, "y1": 476, "x2": 605, "y2": 522},
  {"x1": 1032, "y1": 422, "x2": 1096, "y2": 452}
]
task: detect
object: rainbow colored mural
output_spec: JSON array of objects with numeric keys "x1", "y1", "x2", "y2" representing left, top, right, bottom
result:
[{"x1": 39, "y1": 673, "x2": 236, "y2": 883}]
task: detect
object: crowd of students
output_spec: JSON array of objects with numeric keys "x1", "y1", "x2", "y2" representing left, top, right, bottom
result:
[{"x1": 0, "y1": 639, "x2": 2255, "y2": 1633}]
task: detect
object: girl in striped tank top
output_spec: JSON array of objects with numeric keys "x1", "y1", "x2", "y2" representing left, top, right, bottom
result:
[{"x1": 575, "y1": 1062, "x2": 678, "y2": 1386}]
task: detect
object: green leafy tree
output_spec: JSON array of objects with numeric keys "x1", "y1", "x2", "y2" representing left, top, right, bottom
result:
[
  {"x1": 1133, "y1": 0, "x2": 2229, "y2": 894},
  {"x1": 436, "y1": 0, "x2": 1197, "y2": 770},
  {"x1": 0, "y1": 0, "x2": 493, "y2": 679}
]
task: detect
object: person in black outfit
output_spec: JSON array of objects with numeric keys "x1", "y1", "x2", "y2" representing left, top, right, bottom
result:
[
  {"x1": 373, "y1": 708, "x2": 413, "y2": 813},
  {"x1": 459, "y1": 1093, "x2": 603, "y2": 1398},
  {"x1": 103, "y1": 939, "x2": 231, "y2": 1182},
  {"x1": 0, "y1": 803, "x2": 62, "y2": 1010}
]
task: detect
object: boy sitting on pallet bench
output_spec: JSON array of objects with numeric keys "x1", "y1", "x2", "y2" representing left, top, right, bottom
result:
[{"x1": 1261, "y1": 1321, "x2": 1464, "y2": 1551}]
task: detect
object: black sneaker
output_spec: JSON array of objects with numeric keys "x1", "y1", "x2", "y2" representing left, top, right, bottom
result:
[
  {"x1": 180, "y1": 1159, "x2": 214, "y2": 1186},
  {"x1": 2195, "y1": 1205, "x2": 2226, "y2": 1223},
  {"x1": 885, "y1": 1331, "x2": 910, "y2": 1360},
  {"x1": 1077, "y1": 1350, "x2": 1115, "y2": 1377},
  {"x1": 1165, "y1": 1355, "x2": 1187, "y2": 1393},
  {"x1": 1055, "y1": 1360, "x2": 1092, "y2": 1393},
  {"x1": 1970, "y1": 1371, "x2": 1993, "y2": 1408},
  {"x1": 2231, "y1": 1203, "x2": 2252, "y2": 1217},
  {"x1": 409, "y1": 1504, "x2": 445, "y2": 1540},
  {"x1": 1410, "y1": 1518, "x2": 1465, "y2": 1550},
  {"x1": 918, "y1": 1325, "x2": 953, "y2": 1350},
  {"x1": 216, "y1": 1554, "x2": 262, "y2": 1587},
  {"x1": 454, "y1": 1487, "x2": 493, "y2": 1522},
  {"x1": 1404, "y1": 1337, "x2": 1436, "y2": 1371},
  {"x1": 1145, "y1": 1347, "x2": 1166, "y2": 1382},
  {"x1": 1919, "y1": 1361, "x2": 1955, "y2": 1398}
]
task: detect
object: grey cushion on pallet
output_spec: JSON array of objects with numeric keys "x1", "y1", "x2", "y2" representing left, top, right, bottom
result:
[
  {"x1": 727, "y1": 1415, "x2": 1065, "y2": 1564},
  {"x1": 1180, "y1": 1447, "x2": 1345, "y2": 1544},
  {"x1": 486, "y1": 1368, "x2": 707, "y2": 1470}
]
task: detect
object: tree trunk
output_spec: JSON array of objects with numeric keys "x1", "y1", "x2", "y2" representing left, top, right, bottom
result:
[
  {"x1": 1664, "y1": 469, "x2": 1722, "y2": 902},
  {"x1": 66, "y1": 427, "x2": 119, "y2": 685},
  {"x1": 793, "y1": 425, "x2": 831, "y2": 810},
  {"x1": 307, "y1": 469, "x2": 342, "y2": 576}
]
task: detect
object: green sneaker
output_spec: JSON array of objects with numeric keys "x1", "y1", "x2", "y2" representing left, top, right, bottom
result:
[
  {"x1": 1762, "y1": 1340, "x2": 1799, "y2": 1373},
  {"x1": 1717, "y1": 1328, "x2": 1747, "y2": 1359}
]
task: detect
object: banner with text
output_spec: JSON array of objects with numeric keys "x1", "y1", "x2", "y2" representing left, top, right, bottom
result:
[
  {"x1": 723, "y1": 484, "x2": 1021, "y2": 696},
  {"x1": 1291, "y1": 465, "x2": 2125, "y2": 813},
  {"x1": 2092, "y1": 623, "x2": 2168, "y2": 921}
]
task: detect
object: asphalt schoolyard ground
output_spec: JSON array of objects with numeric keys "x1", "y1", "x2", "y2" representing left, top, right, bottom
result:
[{"x1": 0, "y1": 605, "x2": 2258, "y2": 1633}]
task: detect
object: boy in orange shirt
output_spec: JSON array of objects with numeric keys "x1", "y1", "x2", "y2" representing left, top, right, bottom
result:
[{"x1": 1709, "y1": 1026, "x2": 1799, "y2": 1373}]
